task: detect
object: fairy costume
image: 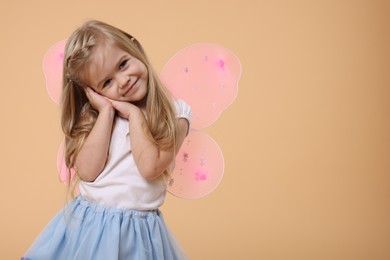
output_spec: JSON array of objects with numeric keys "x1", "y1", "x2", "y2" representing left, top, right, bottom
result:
[{"x1": 22, "y1": 100, "x2": 191, "y2": 260}]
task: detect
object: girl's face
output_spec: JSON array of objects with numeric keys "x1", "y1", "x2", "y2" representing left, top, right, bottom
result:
[{"x1": 85, "y1": 43, "x2": 148, "y2": 103}]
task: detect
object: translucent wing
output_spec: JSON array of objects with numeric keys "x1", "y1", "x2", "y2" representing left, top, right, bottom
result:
[
  {"x1": 167, "y1": 130, "x2": 225, "y2": 199},
  {"x1": 161, "y1": 43, "x2": 241, "y2": 129},
  {"x1": 43, "y1": 40, "x2": 75, "y2": 183},
  {"x1": 57, "y1": 141, "x2": 75, "y2": 183},
  {"x1": 161, "y1": 43, "x2": 241, "y2": 199},
  {"x1": 43, "y1": 39, "x2": 67, "y2": 105}
]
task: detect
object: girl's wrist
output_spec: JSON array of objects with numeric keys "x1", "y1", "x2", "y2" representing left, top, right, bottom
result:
[
  {"x1": 99, "y1": 105, "x2": 115, "y2": 118},
  {"x1": 127, "y1": 106, "x2": 144, "y2": 120}
]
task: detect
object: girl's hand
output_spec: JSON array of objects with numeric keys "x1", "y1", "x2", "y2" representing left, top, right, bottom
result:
[
  {"x1": 85, "y1": 88, "x2": 113, "y2": 113},
  {"x1": 108, "y1": 99, "x2": 140, "y2": 119}
]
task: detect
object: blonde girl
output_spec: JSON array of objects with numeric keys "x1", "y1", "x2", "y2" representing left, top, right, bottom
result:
[{"x1": 22, "y1": 20, "x2": 191, "y2": 260}]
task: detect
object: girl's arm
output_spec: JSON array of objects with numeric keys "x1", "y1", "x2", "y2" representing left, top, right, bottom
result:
[
  {"x1": 110, "y1": 100, "x2": 189, "y2": 181},
  {"x1": 75, "y1": 88, "x2": 115, "y2": 182}
]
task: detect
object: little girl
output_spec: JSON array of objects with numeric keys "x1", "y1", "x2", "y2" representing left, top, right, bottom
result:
[{"x1": 22, "y1": 20, "x2": 191, "y2": 260}]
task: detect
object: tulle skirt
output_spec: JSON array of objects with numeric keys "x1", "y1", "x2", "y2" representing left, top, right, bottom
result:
[{"x1": 22, "y1": 196, "x2": 188, "y2": 260}]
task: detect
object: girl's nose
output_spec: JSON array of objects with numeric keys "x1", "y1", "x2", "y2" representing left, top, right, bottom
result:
[{"x1": 118, "y1": 74, "x2": 130, "y2": 89}]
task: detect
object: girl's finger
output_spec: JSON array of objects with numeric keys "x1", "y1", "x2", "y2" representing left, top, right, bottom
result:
[{"x1": 85, "y1": 87, "x2": 94, "y2": 100}]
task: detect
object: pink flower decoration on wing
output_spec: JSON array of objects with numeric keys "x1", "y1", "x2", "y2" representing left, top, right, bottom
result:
[
  {"x1": 161, "y1": 43, "x2": 241, "y2": 129},
  {"x1": 195, "y1": 170, "x2": 208, "y2": 181},
  {"x1": 43, "y1": 39, "x2": 67, "y2": 104}
]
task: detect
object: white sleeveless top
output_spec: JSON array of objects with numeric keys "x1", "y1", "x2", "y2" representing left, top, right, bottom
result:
[{"x1": 79, "y1": 100, "x2": 191, "y2": 210}]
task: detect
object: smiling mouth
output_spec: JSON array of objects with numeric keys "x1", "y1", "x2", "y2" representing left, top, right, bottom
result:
[{"x1": 123, "y1": 78, "x2": 138, "y2": 95}]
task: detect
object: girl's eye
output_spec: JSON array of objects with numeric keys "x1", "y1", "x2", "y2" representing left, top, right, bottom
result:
[
  {"x1": 119, "y1": 59, "x2": 128, "y2": 69},
  {"x1": 103, "y1": 79, "x2": 112, "y2": 88}
]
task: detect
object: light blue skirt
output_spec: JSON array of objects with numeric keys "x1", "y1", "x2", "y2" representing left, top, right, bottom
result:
[{"x1": 22, "y1": 196, "x2": 188, "y2": 260}]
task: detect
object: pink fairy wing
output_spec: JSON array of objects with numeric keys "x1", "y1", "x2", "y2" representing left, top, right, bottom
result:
[
  {"x1": 160, "y1": 43, "x2": 241, "y2": 129},
  {"x1": 167, "y1": 130, "x2": 224, "y2": 199},
  {"x1": 56, "y1": 141, "x2": 75, "y2": 183},
  {"x1": 43, "y1": 39, "x2": 67, "y2": 104},
  {"x1": 42, "y1": 40, "x2": 72, "y2": 183},
  {"x1": 161, "y1": 43, "x2": 241, "y2": 198}
]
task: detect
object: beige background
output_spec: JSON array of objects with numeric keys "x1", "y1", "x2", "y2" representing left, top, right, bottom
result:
[{"x1": 1, "y1": 0, "x2": 389, "y2": 259}]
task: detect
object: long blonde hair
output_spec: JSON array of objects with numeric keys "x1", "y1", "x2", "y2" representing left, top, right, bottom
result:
[{"x1": 61, "y1": 20, "x2": 177, "y2": 198}]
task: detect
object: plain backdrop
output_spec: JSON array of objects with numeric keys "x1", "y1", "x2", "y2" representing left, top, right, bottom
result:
[{"x1": 1, "y1": 0, "x2": 389, "y2": 259}]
